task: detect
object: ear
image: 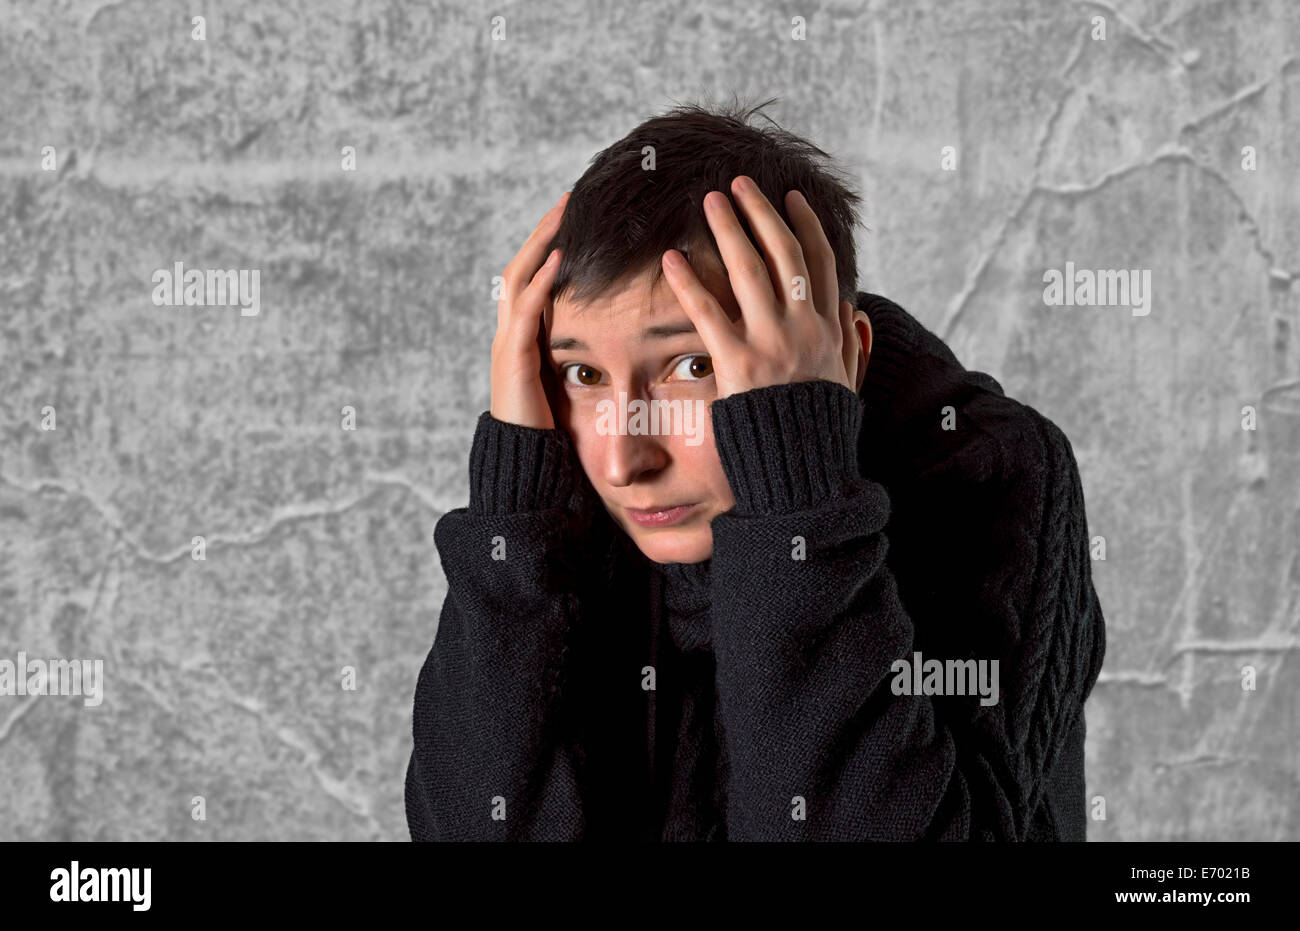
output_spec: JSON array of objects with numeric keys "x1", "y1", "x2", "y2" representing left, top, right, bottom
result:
[{"x1": 852, "y1": 309, "x2": 873, "y2": 394}]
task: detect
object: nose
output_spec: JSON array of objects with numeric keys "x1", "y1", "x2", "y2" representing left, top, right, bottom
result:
[{"x1": 602, "y1": 394, "x2": 671, "y2": 488}]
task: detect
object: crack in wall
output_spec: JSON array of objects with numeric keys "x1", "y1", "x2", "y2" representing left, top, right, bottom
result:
[
  {"x1": 1073, "y1": 0, "x2": 1189, "y2": 69},
  {"x1": 1173, "y1": 636, "x2": 1300, "y2": 654},
  {"x1": 939, "y1": 31, "x2": 1297, "y2": 344},
  {"x1": 0, "y1": 471, "x2": 438, "y2": 566},
  {"x1": 219, "y1": 684, "x2": 380, "y2": 831}
]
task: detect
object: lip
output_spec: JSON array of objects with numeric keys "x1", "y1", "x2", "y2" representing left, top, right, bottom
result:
[{"x1": 624, "y1": 503, "x2": 698, "y2": 528}]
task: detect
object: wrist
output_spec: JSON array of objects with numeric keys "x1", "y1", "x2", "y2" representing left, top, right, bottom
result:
[
  {"x1": 469, "y1": 413, "x2": 580, "y2": 515},
  {"x1": 710, "y1": 379, "x2": 864, "y2": 514}
]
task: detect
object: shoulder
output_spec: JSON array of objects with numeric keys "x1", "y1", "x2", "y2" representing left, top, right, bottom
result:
[
  {"x1": 858, "y1": 292, "x2": 1104, "y2": 706},
  {"x1": 856, "y1": 293, "x2": 1091, "y2": 601},
  {"x1": 926, "y1": 388, "x2": 1082, "y2": 516},
  {"x1": 856, "y1": 291, "x2": 1082, "y2": 503}
]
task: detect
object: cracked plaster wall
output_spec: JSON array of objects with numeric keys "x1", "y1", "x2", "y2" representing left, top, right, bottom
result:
[{"x1": 0, "y1": 0, "x2": 1297, "y2": 840}]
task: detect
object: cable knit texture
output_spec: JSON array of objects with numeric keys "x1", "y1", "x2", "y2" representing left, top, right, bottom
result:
[{"x1": 406, "y1": 291, "x2": 1107, "y2": 842}]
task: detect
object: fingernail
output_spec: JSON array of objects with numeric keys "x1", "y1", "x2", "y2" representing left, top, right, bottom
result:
[
  {"x1": 664, "y1": 251, "x2": 683, "y2": 269},
  {"x1": 547, "y1": 249, "x2": 560, "y2": 267}
]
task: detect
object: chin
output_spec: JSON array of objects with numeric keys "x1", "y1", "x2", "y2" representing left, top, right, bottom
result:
[{"x1": 627, "y1": 526, "x2": 714, "y2": 565}]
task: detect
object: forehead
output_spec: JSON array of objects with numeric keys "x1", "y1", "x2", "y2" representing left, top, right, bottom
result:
[{"x1": 546, "y1": 255, "x2": 739, "y2": 333}]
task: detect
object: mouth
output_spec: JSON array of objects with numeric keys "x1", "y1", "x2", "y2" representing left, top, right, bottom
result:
[{"x1": 624, "y1": 503, "x2": 698, "y2": 528}]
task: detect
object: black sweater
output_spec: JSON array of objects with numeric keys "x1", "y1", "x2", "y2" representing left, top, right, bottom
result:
[{"x1": 405, "y1": 291, "x2": 1107, "y2": 841}]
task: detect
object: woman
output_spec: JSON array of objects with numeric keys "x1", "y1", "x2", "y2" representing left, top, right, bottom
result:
[{"x1": 405, "y1": 101, "x2": 1106, "y2": 841}]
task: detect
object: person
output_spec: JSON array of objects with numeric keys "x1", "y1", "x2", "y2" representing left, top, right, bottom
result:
[{"x1": 405, "y1": 99, "x2": 1107, "y2": 841}]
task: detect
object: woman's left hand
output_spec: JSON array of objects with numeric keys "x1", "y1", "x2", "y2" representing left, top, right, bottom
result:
[{"x1": 660, "y1": 175, "x2": 861, "y2": 400}]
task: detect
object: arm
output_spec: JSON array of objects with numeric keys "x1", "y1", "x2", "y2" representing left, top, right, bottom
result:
[
  {"x1": 705, "y1": 378, "x2": 1106, "y2": 840},
  {"x1": 404, "y1": 412, "x2": 607, "y2": 841}
]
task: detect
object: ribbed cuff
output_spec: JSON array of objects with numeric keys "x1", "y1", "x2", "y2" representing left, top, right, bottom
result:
[
  {"x1": 710, "y1": 379, "x2": 864, "y2": 514},
  {"x1": 467, "y1": 412, "x2": 580, "y2": 515}
]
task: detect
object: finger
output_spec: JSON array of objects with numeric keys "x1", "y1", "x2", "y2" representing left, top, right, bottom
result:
[
  {"x1": 839, "y1": 299, "x2": 857, "y2": 387},
  {"x1": 784, "y1": 188, "x2": 838, "y2": 319},
  {"x1": 702, "y1": 189, "x2": 781, "y2": 324},
  {"x1": 501, "y1": 192, "x2": 570, "y2": 323},
  {"x1": 507, "y1": 247, "x2": 562, "y2": 351},
  {"x1": 728, "y1": 176, "x2": 814, "y2": 315},
  {"x1": 661, "y1": 249, "x2": 745, "y2": 362}
]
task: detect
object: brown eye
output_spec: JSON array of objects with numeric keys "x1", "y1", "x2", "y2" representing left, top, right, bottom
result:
[
  {"x1": 563, "y1": 364, "x2": 602, "y2": 386},
  {"x1": 671, "y1": 355, "x2": 713, "y2": 381}
]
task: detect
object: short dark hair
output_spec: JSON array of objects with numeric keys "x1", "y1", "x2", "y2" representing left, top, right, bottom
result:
[{"x1": 547, "y1": 95, "x2": 865, "y2": 311}]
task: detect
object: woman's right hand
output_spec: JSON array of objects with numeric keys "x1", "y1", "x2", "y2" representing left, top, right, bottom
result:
[{"x1": 490, "y1": 191, "x2": 570, "y2": 430}]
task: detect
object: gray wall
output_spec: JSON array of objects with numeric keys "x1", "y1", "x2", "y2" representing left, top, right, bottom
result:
[{"x1": 1, "y1": 0, "x2": 1296, "y2": 841}]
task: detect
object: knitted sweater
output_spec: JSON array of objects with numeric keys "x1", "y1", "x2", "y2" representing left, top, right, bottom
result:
[{"x1": 405, "y1": 291, "x2": 1107, "y2": 841}]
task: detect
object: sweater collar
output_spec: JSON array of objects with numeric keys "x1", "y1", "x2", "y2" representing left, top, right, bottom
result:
[
  {"x1": 854, "y1": 291, "x2": 998, "y2": 482},
  {"x1": 855, "y1": 290, "x2": 950, "y2": 429},
  {"x1": 638, "y1": 549, "x2": 714, "y2": 654},
  {"x1": 662, "y1": 569, "x2": 712, "y2": 653}
]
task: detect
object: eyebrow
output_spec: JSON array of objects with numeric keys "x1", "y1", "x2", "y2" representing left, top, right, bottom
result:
[{"x1": 549, "y1": 321, "x2": 699, "y2": 352}]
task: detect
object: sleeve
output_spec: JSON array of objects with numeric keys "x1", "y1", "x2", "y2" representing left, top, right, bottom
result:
[
  {"x1": 404, "y1": 411, "x2": 605, "y2": 841},
  {"x1": 704, "y1": 378, "x2": 1107, "y2": 841}
]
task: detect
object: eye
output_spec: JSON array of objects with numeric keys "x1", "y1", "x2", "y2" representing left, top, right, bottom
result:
[
  {"x1": 562, "y1": 363, "x2": 603, "y2": 386},
  {"x1": 670, "y1": 355, "x2": 713, "y2": 381}
]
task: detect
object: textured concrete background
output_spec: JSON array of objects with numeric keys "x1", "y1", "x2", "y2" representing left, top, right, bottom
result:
[{"x1": 0, "y1": 0, "x2": 1296, "y2": 841}]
